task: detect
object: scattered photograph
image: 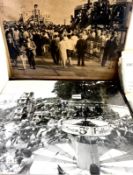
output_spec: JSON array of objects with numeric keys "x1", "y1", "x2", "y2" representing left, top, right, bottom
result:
[
  {"x1": 1, "y1": 0, "x2": 132, "y2": 79},
  {"x1": 0, "y1": 80, "x2": 133, "y2": 174}
]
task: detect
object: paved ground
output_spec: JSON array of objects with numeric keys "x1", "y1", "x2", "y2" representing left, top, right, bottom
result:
[{"x1": 10, "y1": 56, "x2": 118, "y2": 80}]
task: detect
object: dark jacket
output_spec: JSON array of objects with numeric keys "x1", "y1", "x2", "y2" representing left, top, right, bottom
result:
[{"x1": 76, "y1": 39, "x2": 87, "y2": 56}]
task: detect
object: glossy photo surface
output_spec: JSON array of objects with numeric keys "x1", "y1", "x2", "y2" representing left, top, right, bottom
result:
[
  {"x1": 1, "y1": 0, "x2": 132, "y2": 79},
  {"x1": 0, "y1": 80, "x2": 133, "y2": 174}
]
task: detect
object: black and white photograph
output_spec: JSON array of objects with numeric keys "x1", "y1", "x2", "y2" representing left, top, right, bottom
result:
[
  {"x1": 0, "y1": 80, "x2": 133, "y2": 174},
  {"x1": 1, "y1": 0, "x2": 132, "y2": 79}
]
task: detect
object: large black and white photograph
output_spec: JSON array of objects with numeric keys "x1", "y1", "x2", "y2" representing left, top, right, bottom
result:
[
  {"x1": 0, "y1": 80, "x2": 133, "y2": 174},
  {"x1": 1, "y1": 0, "x2": 132, "y2": 79}
]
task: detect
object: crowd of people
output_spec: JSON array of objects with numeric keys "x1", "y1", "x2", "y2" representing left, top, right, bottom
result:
[
  {"x1": 72, "y1": 0, "x2": 125, "y2": 28},
  {"x1": 4, "y1": 23, "x2": 120, "y2": 69}
]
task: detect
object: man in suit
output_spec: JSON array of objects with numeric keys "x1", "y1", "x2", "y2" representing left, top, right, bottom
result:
[
  {"x1": 50, "y1": 35, "x2": 60, "y2": 65},
  {"x1": 101, "y1": 35, "x2": 117, "y2": 67},
  {"x1": 76, "y1": 34, "x2": 87, "y2": 66}
]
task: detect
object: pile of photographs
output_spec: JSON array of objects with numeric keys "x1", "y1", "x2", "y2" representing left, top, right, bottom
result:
[
  {"x1": 0, "y1": 0, "x2": 133, "y2": 174},
  {"x1": 0, "y1": 80, "x2": 133, "y2": 175}
]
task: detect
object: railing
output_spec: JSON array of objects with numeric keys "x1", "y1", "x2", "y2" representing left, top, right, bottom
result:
[{"x1": 85, "y1": 40, "x2": 105, "y2": 61}]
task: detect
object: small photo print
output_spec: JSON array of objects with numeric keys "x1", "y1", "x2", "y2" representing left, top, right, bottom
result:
[
  {"x1": 1, "y1": 0, "x2": 132, "y2": 79},
  {"x1": 0, "y1": 80, "x2": 133, "y2": 174}
]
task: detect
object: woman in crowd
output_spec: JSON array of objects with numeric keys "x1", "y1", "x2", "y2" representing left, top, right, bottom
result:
[{"x1": 58, "y1": 35, "x2": 68, "y2": 67}]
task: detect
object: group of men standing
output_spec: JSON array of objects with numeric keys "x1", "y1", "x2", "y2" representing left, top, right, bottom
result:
[
  {"x1": 50, "y1": 33, "x2": 88, "y2": 67},
  {"x1": 5, "y1": 23, "x2": 119, "y2": 70},
  {"x1": 5, "y1": 27, "x2": 37, "y2": 70},
  {"x1": 50, "y1": 30, "x2": 118, "y2": 68},
  {"x1": 5, "y1": 25, "x2": 88, "y2": 69}
]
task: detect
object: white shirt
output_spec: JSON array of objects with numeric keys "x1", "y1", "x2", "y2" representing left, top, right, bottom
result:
[
  {"x1": 65, "y1": 38, "x2": 74, "y2": 50},
  {"x1": 14, "y1": 30, "x2": 20, "y2": 41},
  {"x1": 23, "y1": 31, "x2": 29, "y2": 39},
  {"x1": 71, "y1": 35, "x2": 79, "y2": 47}
]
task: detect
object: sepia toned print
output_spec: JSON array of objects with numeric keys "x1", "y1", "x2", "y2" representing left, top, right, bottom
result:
[
  {"x1": 1, "y1": 0, "x2": 132, "y2": 79},
  {"x1": 0, "y1": 80, "x2": 133, "y2": 174}
]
